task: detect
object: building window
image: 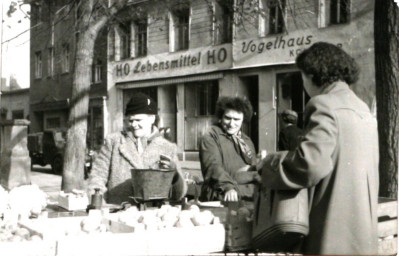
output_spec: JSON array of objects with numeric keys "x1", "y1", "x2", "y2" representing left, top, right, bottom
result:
[
  {"x1": 61, "y1": 44, "x2": 70, "y2": 73},
  {"x1": 214, "y1": 0, "x2": 233, "y2": 44},
  {"x1": 12, "y1": 110, "x2": 24, "y2": 120},
  {"x1": 173, "y1": 8, "x2": 190, "y2": 51},
  {"x1": 47, "y1": 47, "x2": 54, "y2": 77},
  {"x1": 35, "y1": 51, "x2": 42, "y2": 79},
  {"x1": 269, "y1": 0, "x2": 286, "y2": 34},
  {"x1": 46, "y1": 117, "x2": 61, "y2": 129},
  {"x1": 330, "y1": 0, "x2": 350, "y2": 24},
  {"x1": 92, "y1": 60, "x2": 102, "y2": 84},
  {"x1": 135, "y1": 20, "x2": 147, "y2": 57},
  {"x1": 119, "y1": 22, "x2": 131, "y2": 60}
]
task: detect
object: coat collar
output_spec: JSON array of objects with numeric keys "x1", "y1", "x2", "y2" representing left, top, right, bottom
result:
[
  {"x1": 118, "y1": 128, "x2": 162, "y2": 169},
  {"x1": 212, "y1": 124, "x2": 250, "y2": 140},
  {"x1": 320, "y1": 81, "x2": 350, "y2": 95}
]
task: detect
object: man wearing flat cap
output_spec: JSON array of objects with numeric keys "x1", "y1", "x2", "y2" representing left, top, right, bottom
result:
[
  {"x1": 278, "y1": 109, "x2": 303, "y2": 151},
  {"x1": 87, "y1": 93, "x2": 187, "y2": 204}
]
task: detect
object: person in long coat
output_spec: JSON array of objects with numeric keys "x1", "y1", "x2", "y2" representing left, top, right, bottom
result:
[
  {"x1": 199, "y1": 97, "x2": 259, "y2": 202},
  {"x1": 259, "y1": 42, "x2": 379, "y2": 255},
  {"x1": 87, "y1": 93, "x2": 187, "y2": 205}
]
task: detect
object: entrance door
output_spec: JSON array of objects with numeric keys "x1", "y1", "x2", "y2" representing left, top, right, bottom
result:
[
  {"x1": 239, "y1": 76, "x2": 259, "y2": 152},
  {"x1": 184, "y1": 81, "x2": 218, "y2": 151},
  {"x1": 276, "y1": 72, "x2": 310, "y2": 149}
]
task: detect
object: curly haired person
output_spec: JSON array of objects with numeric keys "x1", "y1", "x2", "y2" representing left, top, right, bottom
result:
[
  {"x1": 199, "y1": 97, "x2": 259, "y2": 202},
  {"x1": 258, "y1": 42, "x2": 379, "y2": 255}
]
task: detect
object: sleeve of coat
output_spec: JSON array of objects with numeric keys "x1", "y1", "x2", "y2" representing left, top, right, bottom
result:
[
  {"x1": 261, "y1": 97, "x2": 338, "y2": 190},
  {"x1": 200, "y1": 134, "x2": 237, "y2": 192},
  {"x1": 87, "y1": 135, "x2": 113, "y2": 195}
]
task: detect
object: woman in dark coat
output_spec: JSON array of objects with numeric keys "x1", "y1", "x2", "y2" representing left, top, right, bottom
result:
[
  {"x1": 199, "y1": 97, "x2": 259, "y2": 202},
  {"x1": 259, "y1": 42, "x2": 379, "y2": 255}
]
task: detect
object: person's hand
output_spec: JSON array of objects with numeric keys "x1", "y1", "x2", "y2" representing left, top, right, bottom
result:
[
  {"x1": 159, "y1": 154, "x2": 177, "y2": 169},
  {"x1": 237, "y1": 165, "x2": 251, "y2": 172},
  {"x1": 224, "y1": 189, "x2": 238, "y2": 202}
]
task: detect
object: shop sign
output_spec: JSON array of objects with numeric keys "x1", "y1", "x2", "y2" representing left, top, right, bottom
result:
[
  {"x1": 114, "y1": 44, "x2": 232, "y2": 83},
  {"x1": 233, "y1": 10, "x2": 374, "y2": 69}
]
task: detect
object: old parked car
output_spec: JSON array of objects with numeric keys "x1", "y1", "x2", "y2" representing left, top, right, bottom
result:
[{"x1": 28, "y1": 130, "x2": 93, "y2": 176}]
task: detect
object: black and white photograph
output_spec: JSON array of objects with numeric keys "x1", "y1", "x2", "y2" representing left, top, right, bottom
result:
[{"x1": 0, "y1": 0, "x2": 397, "y2": 255}]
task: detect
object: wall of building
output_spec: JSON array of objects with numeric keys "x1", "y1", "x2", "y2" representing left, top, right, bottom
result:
[
  {"x1": 106, "y1": 0, "x2": 375, "y2": 157},
  {"x1": 0, "y1": 89, "x2": 30, "y2": 120}
]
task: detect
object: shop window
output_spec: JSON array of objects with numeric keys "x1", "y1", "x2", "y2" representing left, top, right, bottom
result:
[
  {"x1": 330, "y1": 0, "x2": 350, "y2": 24},
  {"x1": 214, "y1": 0, "x2": 233, "y2": 44},
  {"x1": 12, "y1": 110, "x2": 24, "y2": 120},
  {"x1": 172, "y1": 7, "x2": 190, "y2": 51},
  {"x1": 119, "y1": 22, "x2": 131, "y2": 60},
  {"x1": 135, "y1": 20, "x2": 147, "y2": 57},
  {"x1": 35, "y1": 51, "x2": 42, "y2": 79},
  {"x1": 48, "y1": 47, "x2": 54, "y2": 77},
  {"x1": 61, "y1": 44, "x2": 70, "y2": 73},
  {"x1": 268, "y1": 0, "x2": 286, "y2": 34},
  {"x1": 46, "y1": 117, "x2": 61, "y2": 129}
]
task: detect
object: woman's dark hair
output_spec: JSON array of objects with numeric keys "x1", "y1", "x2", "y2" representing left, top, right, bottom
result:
[
  {"x1": 296, "y1": 42, "x2": 359, "y2": 87},
  {"x1": 215, "y1": 97, "x2": 253, "y2": 122}
]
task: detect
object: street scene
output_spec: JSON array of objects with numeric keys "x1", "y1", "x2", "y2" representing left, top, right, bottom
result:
[{"x1": 0, "y1": 0, "x2": 398, "y2": 255}]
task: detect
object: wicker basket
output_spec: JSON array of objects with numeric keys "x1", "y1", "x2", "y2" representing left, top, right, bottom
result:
[{"x1": 130, "y1": 168, "x2": 176, "y2": 201}]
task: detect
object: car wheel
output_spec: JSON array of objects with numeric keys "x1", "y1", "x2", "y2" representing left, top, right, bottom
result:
[{"x1": 51, "y1": 156, "x2": 63, "y2": 174}]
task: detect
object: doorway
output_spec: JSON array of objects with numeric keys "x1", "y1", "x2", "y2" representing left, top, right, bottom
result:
[
  {"x1": 239, "y1": 76, "x2": 259, "y2": 152},
  {"x1": 276, "y1": 72, "x2": 309, "y2": 149}
]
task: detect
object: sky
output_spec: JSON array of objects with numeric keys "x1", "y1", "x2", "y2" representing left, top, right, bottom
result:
[{"x1": 1, "y1": 0, "x2": 30, "y2": 89}]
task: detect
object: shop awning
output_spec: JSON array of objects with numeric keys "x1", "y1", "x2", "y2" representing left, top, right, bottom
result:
[{"x1": 115, "y1": 72, "x2": 224, "y2": 89}]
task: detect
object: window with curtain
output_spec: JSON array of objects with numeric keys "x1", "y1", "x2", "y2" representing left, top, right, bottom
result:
[
  {"x1": 35, "y1": 51, "x2": 42, "y2": 78},
  {"x1": 269, "y1": 0, "x2": 286, "y2": 34},
  {"x1": 174, "y1": 8, "x2": 190, "y2": 51},
  {"x1": 136, "y1": 20, "x2": 147, "y2": 57},
  {"x1": 61, "y1": 44, "x2": 70, "y2": 73}
]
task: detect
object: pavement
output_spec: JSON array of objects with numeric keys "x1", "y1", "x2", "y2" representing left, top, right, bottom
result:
[{"x1": 30, "y1": 161, "x2": 202, "y2": 200}]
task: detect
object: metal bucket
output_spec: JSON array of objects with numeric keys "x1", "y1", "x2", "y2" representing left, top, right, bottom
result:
[{"x1": 130, "y1": 169, "x2": 176, "y2": 201}]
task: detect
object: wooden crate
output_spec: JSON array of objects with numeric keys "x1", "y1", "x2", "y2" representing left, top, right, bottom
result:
[
  {"x1": 378, "y1": 197, "x2": 398, "y2": 255},
  {"x1": 20, "y1": 215, "x2": 225, "y2": 255}
]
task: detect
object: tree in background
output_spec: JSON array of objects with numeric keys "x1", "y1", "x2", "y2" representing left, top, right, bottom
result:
[{"x1": 374, "y1": 0, "x2": 399, "y2": 199}]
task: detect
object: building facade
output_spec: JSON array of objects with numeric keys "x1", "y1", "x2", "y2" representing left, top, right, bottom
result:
[
  {"x1": 29, "y1": 0, "x2": 375, "y2": 158},
  {"x1": 29, "y1": 0, "x2": 108, "y2": 151},
  {"x1": 107, "y1": 0, "x2": 375, "y2": 160},
  {"x1": 0, "y1": 88, "x2": 30, "y2": 121}
]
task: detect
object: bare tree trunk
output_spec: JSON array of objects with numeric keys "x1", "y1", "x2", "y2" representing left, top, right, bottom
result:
[
  {"x1": 374, "y1": 0, "x2": 399, "y2": 199},
  {"x1": 61, "y1": 0, "x2": 107, "y2": 192}
]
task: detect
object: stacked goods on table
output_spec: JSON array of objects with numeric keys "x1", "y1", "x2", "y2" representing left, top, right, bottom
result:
[
  {"x1": 112, "y1": 204, "x2": 220, "y2": 230},
  {"x1": 16, "y1": 205, "x2": 225, "y2": 255},
  {"x1": 57, "y1": 190, "x2": 89, "y2": 211},
  {"x1": 0, "y1": 184, "x2": 55, "y2": 256},
  {"x1": 0, "y1": 184, "x2": 48, "y2": 220}
]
